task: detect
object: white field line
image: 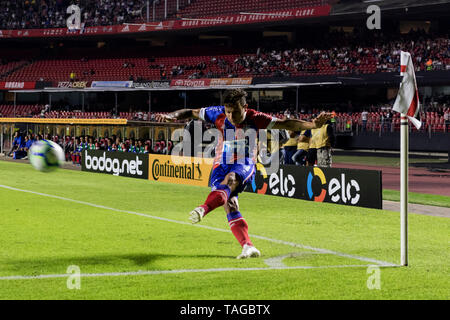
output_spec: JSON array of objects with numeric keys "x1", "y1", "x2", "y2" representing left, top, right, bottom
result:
[
  {"x1": 0, "y1": 264, "x2": 392, "y2": 281},
  {"x1": 0, "y1": 184, "x2": 398, "y2": 281},
  {"x1": 264, "y1": 252, "x2": 324, "y2": 268}
]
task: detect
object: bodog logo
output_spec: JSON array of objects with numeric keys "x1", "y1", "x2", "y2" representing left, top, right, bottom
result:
[
  {"x1": 251, "y1": 163, "x2": 296, "y2": 197},
  {"x1": 307, "y1": 167, "x2": 361, "y2": 205},
  {"x1": 84, "y1": 151, "x2": 144, "y2": 176}
]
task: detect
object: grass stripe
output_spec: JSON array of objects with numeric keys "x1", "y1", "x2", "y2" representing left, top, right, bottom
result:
[{"x1": 0, "y1": 184, "x2": 398, "y2": 268}]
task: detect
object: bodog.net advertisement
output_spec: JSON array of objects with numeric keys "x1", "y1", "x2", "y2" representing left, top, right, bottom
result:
[
  {"x1": 82, "y1": 150, "x2": 149, "y2": 179},
  {"x1": 246, "y1": 164, "x2": 382, "y2": 209},
  {"x1": 148, "y1": 154, "x2": 214, "y2": 187}
]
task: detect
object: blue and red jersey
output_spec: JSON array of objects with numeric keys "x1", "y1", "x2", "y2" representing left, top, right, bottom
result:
[{"x1": 199, "y1": 106, "x2": 278, "y2": 165}]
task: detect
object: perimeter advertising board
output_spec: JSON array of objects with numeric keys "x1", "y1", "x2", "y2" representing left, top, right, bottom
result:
[
  {"x1": 81, "y1": 150, "x2": 149, "y2": 179},
  {"x1": 246, "y1": 164, "x2": 382, "y2": 209},
  {"x1": 148, "y1": 154, "x2": 214, "y2": 187}
]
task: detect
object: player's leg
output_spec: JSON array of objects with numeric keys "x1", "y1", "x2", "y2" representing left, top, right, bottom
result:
[
  {"x1": 189, "y1": 164, "x2": 236, "y2": 224},
  {"x1": 224, "y1": 196, "x2": 260, "y2": 259},
  {"x1": 226, "y1": 164, "x2": 260, "y2": 259}
]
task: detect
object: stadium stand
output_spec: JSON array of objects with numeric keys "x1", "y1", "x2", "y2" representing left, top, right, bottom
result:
[
  {"x1": 1, "y1": 31, "x2": 449, "y2": 82},
  {"x1": 173, "y1": 0, "x2": 326, "y2": 19},
  {"x1": 0, "y1": 0, "x2": 331, "y2": 29},
  {"x1": 0, "y1": 0, "x2": 143, "y2": 29},
  {"x1": 3, "y1": 104, "x2": 447, "y2": 133},
  {"x1": 62, "y1": 134, "x2": 171, "y2": 164},
  {"x1": 3, "y1": 131, "x2": 170, "y2": 163},
  {"x1": 0, "y1": 104, "x2": 43, "y2": 117}
]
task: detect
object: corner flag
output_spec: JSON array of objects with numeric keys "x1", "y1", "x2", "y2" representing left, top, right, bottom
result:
[
  {"x1": 392, "y1": 51, "x2": 422, "y2": 266},
  {"x1": 393, "y1": 51, "x2": 421, "y2": 129}
]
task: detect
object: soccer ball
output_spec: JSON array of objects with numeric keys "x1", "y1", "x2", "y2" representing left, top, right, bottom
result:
[{"x1": 28, "y1": 140, "x2": 65, "y2": 172}]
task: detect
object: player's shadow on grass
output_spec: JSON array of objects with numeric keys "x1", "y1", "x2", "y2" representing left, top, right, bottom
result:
[{"x1": 2, "y1": 253, "x2": 236, "y2": 272}]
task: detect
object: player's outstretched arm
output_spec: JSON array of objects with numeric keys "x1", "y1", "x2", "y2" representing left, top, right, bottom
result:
[
  {"x1": 155, "y1": 108, "x2": 202, "y2": 122},
  {"x1": 272, "y1": 111, "x2": 332, "y2": 131}
]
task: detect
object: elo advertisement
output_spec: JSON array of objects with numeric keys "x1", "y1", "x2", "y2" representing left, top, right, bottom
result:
[{"x1": 246, "y1": 164, "x2": 382, "y2": 209}]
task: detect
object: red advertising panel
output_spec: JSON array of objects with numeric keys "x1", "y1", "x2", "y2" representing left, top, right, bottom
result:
[
  {"x1": 174, "y1": 6, "x2": 331, "y2": 29},
  {"x1": 170, "y1": 79, "x2": 212, "y2": 87},
  {"x1": 0, "y1": 82, "x2": 36, "y2": 90},
  {"x1": 170, "y1": 78, "x2": 253, "y2": 87},
  {"x1": 209, "y1": 78, "x2": 253, "y2": 86},
  {"x1": 0, "y1": 5, "x2": 331, "y2": 39}
]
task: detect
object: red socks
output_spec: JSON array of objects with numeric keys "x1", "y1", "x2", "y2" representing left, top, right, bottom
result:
[
  {"x1": 200, "y1": 186, "x2": 253, "y2": 248},
  {"x1": 227, "y1": 211, "x2": 252, "y2": 247},
  {"x1": 200, "y1": 185, "x2": 231, "y2": 215}
]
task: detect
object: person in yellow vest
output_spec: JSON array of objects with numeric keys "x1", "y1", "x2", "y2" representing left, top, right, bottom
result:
[
  {"x1": 257, "y1": 129, "x2": 288, "y2": 166},
  {"x1": 315, "y1": 119, "x2": 335, "y2": 167},
  {"x1": 70, "y1": 71, "x2": 76, "y2": 82},
  {"x1": 281, "y1": 130, "x2": 299, "y2": 165},
  {"x1": 306, "y1": 127, "x2": 319, "y2": 166},
  {"x1": 292, "y1": 129, "x2": 311, "y2": 166}
]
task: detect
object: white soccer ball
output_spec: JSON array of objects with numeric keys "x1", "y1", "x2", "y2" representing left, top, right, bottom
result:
[{"x1": 28, "y1": 140, "x2": 65, "y2": 172}]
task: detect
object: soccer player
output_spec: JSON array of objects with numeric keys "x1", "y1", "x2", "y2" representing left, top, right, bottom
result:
[{"x1": 156, "y1": 89, "x2": 331, "y2": 259}]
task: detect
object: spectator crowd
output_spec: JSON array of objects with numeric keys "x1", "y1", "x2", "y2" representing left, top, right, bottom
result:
[
  {"x1": 1, "y1": 102, "x2": 449, "y2": 133},
  {"x1": 204, "y1": 30, "x2": 450, "y2": 78},
  {"x1": 127, "y1": 30, "x2": 450, "y2": 80},
  {"x1": 5, "y1": 131, "x2": 173, "y2": 164},
  {"x1": 0, "y1": 0, "x2": 145, "y2": 30}
]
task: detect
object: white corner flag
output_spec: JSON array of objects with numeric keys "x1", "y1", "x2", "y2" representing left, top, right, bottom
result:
[
  {"x1": 392, "y1": 51, "x2": 421, "y2": 267},
  {"x1": 393, "y1": 51, "x2": 421, "y2": 129}
]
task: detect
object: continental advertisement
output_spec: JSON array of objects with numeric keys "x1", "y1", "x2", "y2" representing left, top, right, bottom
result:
[
  {"x1": 246, "y1": 164, "x2": 382, "y2": 209},
  {"x1": 148, "y1": 154, "x2": 214, "y2": 187}
]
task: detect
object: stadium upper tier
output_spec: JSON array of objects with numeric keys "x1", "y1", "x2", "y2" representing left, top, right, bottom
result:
[
  {"x1": 1, "y1": 33, "x2": 449, "y2": 82},
  {"x1": 161, "y1": 0, "x2": 325, "y2": 20},
  {"x1": 0, "y1": 0, "x2": 330, "y2": 30},
  {"x1": 0, "y1": 104, "x2": 448, "y2": 133}
]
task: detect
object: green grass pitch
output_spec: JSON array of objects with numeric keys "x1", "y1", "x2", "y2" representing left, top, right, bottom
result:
[{"x1": 0, "y1": 161, "x2": 448, "y2": 300}]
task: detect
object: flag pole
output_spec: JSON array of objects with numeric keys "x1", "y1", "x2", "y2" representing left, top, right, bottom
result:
[
  {"x1": 400, "y1": 113, "x2": 408, "y2": 266},
  {"x1": 394, "y1": 51, "x2": 419, "y2": 266}
]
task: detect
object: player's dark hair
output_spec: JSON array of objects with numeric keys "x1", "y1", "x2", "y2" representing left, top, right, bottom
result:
[{"x1": 223, "y1": 89, "x2": 247, "y2": 107}]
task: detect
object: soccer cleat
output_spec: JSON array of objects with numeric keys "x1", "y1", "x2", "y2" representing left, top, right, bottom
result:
[
  {"x1": 237, "y1": 244, "x2": 261, "y2": 259},
  {"x1": 189, "y1": 206, "x2": 205, "y2": 224}
]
